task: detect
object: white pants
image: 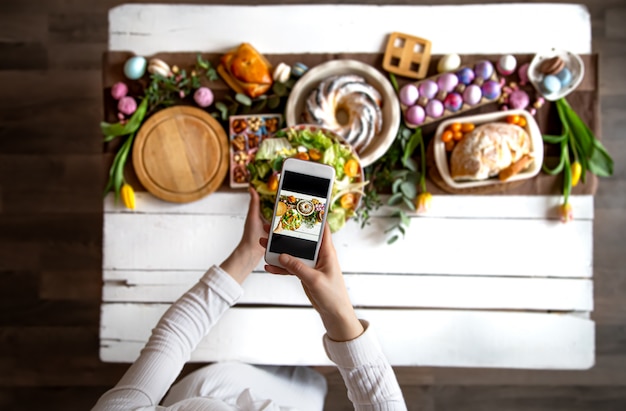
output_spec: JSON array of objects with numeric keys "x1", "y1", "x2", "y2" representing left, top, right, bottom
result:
[{"x1": 162, "y1": 362, "x2": 327, "y2": 411}]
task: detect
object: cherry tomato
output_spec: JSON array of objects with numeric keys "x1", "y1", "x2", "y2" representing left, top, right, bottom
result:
[
  {"x1": 344, "y1": 159, "x2": 359, "y2": 177},
  {"x1": 340, "y1": 193, "x2": 356, "y2": 209},
  {"x1": 296, "y1": 152, "x2": 310, "y2": 161}
]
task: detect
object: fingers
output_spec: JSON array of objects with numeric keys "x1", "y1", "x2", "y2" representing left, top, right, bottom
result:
[
  {"x1": 259, "y1": 237, "x2": 268, "y2": 249},
  {"x1": 264, "y1": 264, "x2": 291, "y2": 275},
  {"x1": 278, "y1": 253, "x2": 315, "y2": 284},
  {"x1": 319, "y1": 221, "x2": 337, "y2": 259}
]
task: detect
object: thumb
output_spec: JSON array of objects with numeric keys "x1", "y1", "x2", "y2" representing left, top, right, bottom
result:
[{"x1": 278, "y1": 254, "x2": 315, "y2": 284}]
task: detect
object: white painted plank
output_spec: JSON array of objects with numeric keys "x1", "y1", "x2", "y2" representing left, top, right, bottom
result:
[
  {"x1": 103, "y1": 213, "x2": 592, "y2": 278},
  {"x1": 102, "y1": 270, "x2": 593, "y2": 312},
  {"x1": 100, "y1": 305, "x2": 594, "y2": 369},
  {"x1": 104, "y1": 192, "x2": 595, "y2": 220},
  {"x1": 109, "y1": 4, "x2": 591, "y2": 55}
]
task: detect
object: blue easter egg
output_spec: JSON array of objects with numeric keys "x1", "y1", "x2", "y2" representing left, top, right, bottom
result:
[
  {"x1": 474, "y1": 60, "x2": 494, "y2": 80},
  {"x1": 456, "y1": 67, "x2": 475, "y2": 85},
  {"x1": 124, "y1": 56, "x2": 147, "y2": 80},
  {"x1": 556, "y1": 67, "x2": 572, "y2": 87},
  {"x1": 543, "y1": 74, "x2": 562, "y2": 94},
  {"x1": 481, "y1": 80, "x2": 501, "y2": 100}
]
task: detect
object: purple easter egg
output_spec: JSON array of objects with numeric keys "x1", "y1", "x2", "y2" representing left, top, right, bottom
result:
[
  {"x1": 437, "y1": 73, "x2": 458, "y2": 93},
  {"x1": 462, "y1": 84, "x2": 482, "y2": 105},
  {"x1": 509, "y1": 89, "x2": 530, "y2": 109},
  {"x1": 406, "y1": 105, "x2": 426, "y2": 125},
  {"x1": 474, "y1": 60, "x2": 494, "y2": 80},
  {"x1": 456, "y1": 67, "x2": 475, "y2": 85},
  {"x1": 443, "y1": 92, "x2": 463, "y2": 112},
  {"x1": 418, "y1": 80, "x2": 438, "y2": 100},
  {"x1": 425, "y1": 99, "x2": 444, "y2": 118},
  {"x1": 399, "y1": 84, "x2": 419, "y2": 106},
  {"x1": 481, "y1": 80, "x2": 501, "y2": 100}
]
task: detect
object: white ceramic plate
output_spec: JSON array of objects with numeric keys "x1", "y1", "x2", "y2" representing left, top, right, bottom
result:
[
  {"x1": 433, "y1": 109, "x2": 544, "y2": 189},
  {"x1": 527, "y1": 49, "x2": 584, "y2": 101},
  {"x1": 285, "y1": 59, "x2": 400, "y2": 167}
]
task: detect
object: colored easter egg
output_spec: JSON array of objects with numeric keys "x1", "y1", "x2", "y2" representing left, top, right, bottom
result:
[
  {"x1": 518, "y1": 63, "x2": 530, "y2": 85},
  {"x1": 406, "y1": 105, "x2": 426, "y2": 125},
  {"x1": 418, "y1": 80, "x2": 438, "y2": 100},
  {"x1": 462, "y1": 84, "x2": 482, "y2": 105},
  {"x1": 474, "y1": 60, "x2": 494, "y2": 80},
  {"x1": 556, "y1": 67, "x2": 572, "y2": 87},
  {"x1": 437, "y1": 53, "x2": 461, "y2": 73},
  {"x1": 481, "y1": 80, "x2": 501, "y2": 100},
  {"x1": 443, "y1": 92, "x2": 463, "y2": 112},
  {"x1": 497, "y1": 54, "x2": 517, "y2": 76},
  {"x1": 509, "y1": 89, "x2": 530, "y2": 109},
  {"x1": 542, "y1": 74, "x2": 562, "y2": 94},
  {"x1": 194, "y1": 87, "x2": 214, "y2": 107},
  {"x1": 456, "y1": 67, "x2": 475, "y2": 85},
  {"x1": 399, "y1": 84, "x2": 419, "y2": 106},
  {"x1": 124, "y1": 56, "x2": 147, "y2": 80},
  {"x1": 425, "y1": 99, "x2": 444, "y2": 118},
  {"x1": 437, "y1": 73, "x2": 458, "y2": 93}
]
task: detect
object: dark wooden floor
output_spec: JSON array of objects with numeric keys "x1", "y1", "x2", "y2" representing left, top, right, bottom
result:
[{"x1": 0, "y1": 0, "x2": 625, "y2": 410}]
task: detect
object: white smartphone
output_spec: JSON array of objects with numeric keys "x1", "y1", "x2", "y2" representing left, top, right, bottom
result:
[{"x1": 265, "y1": 158, "x2": 335, "y2": 268}]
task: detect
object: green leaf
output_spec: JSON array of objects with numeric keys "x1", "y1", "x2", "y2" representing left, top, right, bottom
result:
[
  {"x1": 235, "y1": 93, "x2": 252, "y2": 106},
  {"x1": 402, "y1": 157, "x2": 417, "y2": 172},
  {"x1": 588, "y1": 138, "x2": 614, "y2": 177},
  {"x1": 402, "y1": 196, "x2": 416, "y2": 212},
  {"x1": 101, "y1": 98, "x2": 148, "y2": 141},
  {"x1": 389, "y1": 73, "x2": 399, "y2": 92},
  {"x1": 542, "y1": 133, "x2": 567, "y2": 144},
  {"x1": 402, "y1": 128, "x2": 422, "y2": 164},
  {"x1": 557, "y1": 98, "x2": 594, "y2": 156},
  {"x1": 563, "y1": 149, "x2": 572, "y2": 205},
  {"x1": 400, "y1": 181, "x2": 417, "y2": 199},
  {"x1": 387, "y1": 234, "x2": 399, "y2": 245},
  {"x1": 399, "y1": 210, "x2": 410, "y2": 226},
  {"x1": 542, "y1": 140, "x2": 567, "y2": 175},
  {"x1": 388, "y1": 192, "x2": 403, "y2": 206},
  {"x1": 397, "y1": 225, "x2": 406, "y2": 236},
  {"x1": 196, "y1": 53, "x2": 209, "y2": 70},
  {"x1": 268, "y1": 95, "x2": 280, "y2": 109},
  {"x1": 392, "y1": 178, "x2": 403, "y2": 193},
  {"x1": 273, "y1": 82, "x2": 288, "y2": 96}
]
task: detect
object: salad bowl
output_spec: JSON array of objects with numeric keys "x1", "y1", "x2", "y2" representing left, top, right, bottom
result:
[{"x1": 247, "y1": 124, "x2": 367, "y2": 233}]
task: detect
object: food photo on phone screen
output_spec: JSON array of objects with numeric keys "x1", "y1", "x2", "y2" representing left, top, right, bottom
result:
[{"x1": 269, "y1": 170, "x2": 331, "y2": 260}]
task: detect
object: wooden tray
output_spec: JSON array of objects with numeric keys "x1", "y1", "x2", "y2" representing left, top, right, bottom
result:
[{"x1": 132, "y1": 106, "x2": 229, "y2": 203}]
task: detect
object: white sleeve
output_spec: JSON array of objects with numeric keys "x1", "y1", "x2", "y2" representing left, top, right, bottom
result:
[
  {"x1": 323, "y1": 320, "x2": 407, "y2": 411},
  {"x1": 91, "y1": 265, "x2": 244, "y2": 411}
]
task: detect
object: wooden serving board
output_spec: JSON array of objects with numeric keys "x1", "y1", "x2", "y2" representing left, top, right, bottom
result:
[{"x1": 132, "y1": 106, "x2": 229, "y2": 203}]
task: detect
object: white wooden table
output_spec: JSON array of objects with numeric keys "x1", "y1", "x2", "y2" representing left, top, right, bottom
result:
[{"x1": 102, "y1": 3, "x2": 595, "y2": 369}]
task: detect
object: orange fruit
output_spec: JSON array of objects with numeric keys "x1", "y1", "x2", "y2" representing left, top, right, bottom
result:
[
  {"x1": 441, "y1": 130, "x2": 454, "y2": 143},
  {"x1": 506, "y1": 114, "x2": 520, "y2": 124},
  {"x1": 517, "y1": 116, "x2": 527, "y2": 127},
  {"x1": 453, "y1": 131, "x2": 464, "y2": 141},
  {"x1": 445, "y1": 140, "x2": 455, "y2": 152},
  {"x1": 461, "y1": 122, "x2": 475, "y2": 132},
  {"x1": 450, "y1": 122, "x2": 462, "y2": 132}
]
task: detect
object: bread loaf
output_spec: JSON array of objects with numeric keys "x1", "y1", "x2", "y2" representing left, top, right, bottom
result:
[
  {"x1": 450, "y1": 122, "x2": 531, "y2": 181},
  {"x1": 218, "y1": 43, "x2": 273, "y2": 98}
]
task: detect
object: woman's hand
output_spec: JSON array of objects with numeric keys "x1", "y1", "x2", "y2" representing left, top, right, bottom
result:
[
  {"x1": 220, "y1": 188, "x2": 265, "y2": 284},
  {"x1": 261, "y1": 223, "x2": 364, "y2": 342}
]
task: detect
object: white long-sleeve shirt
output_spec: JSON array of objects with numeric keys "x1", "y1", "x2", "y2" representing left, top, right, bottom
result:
[{"x1": 92, "y1": 265, "x2": 407, "y2": 411}]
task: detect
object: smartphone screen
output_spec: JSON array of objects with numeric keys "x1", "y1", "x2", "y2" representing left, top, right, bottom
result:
[{"x1": 268, "y1": 170, "x2": 332, "y2": 260}]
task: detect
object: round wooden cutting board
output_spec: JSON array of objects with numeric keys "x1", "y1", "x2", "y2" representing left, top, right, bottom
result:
[{"x1": 133, "y1": 106, "x2": 229, "y2": 203}]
